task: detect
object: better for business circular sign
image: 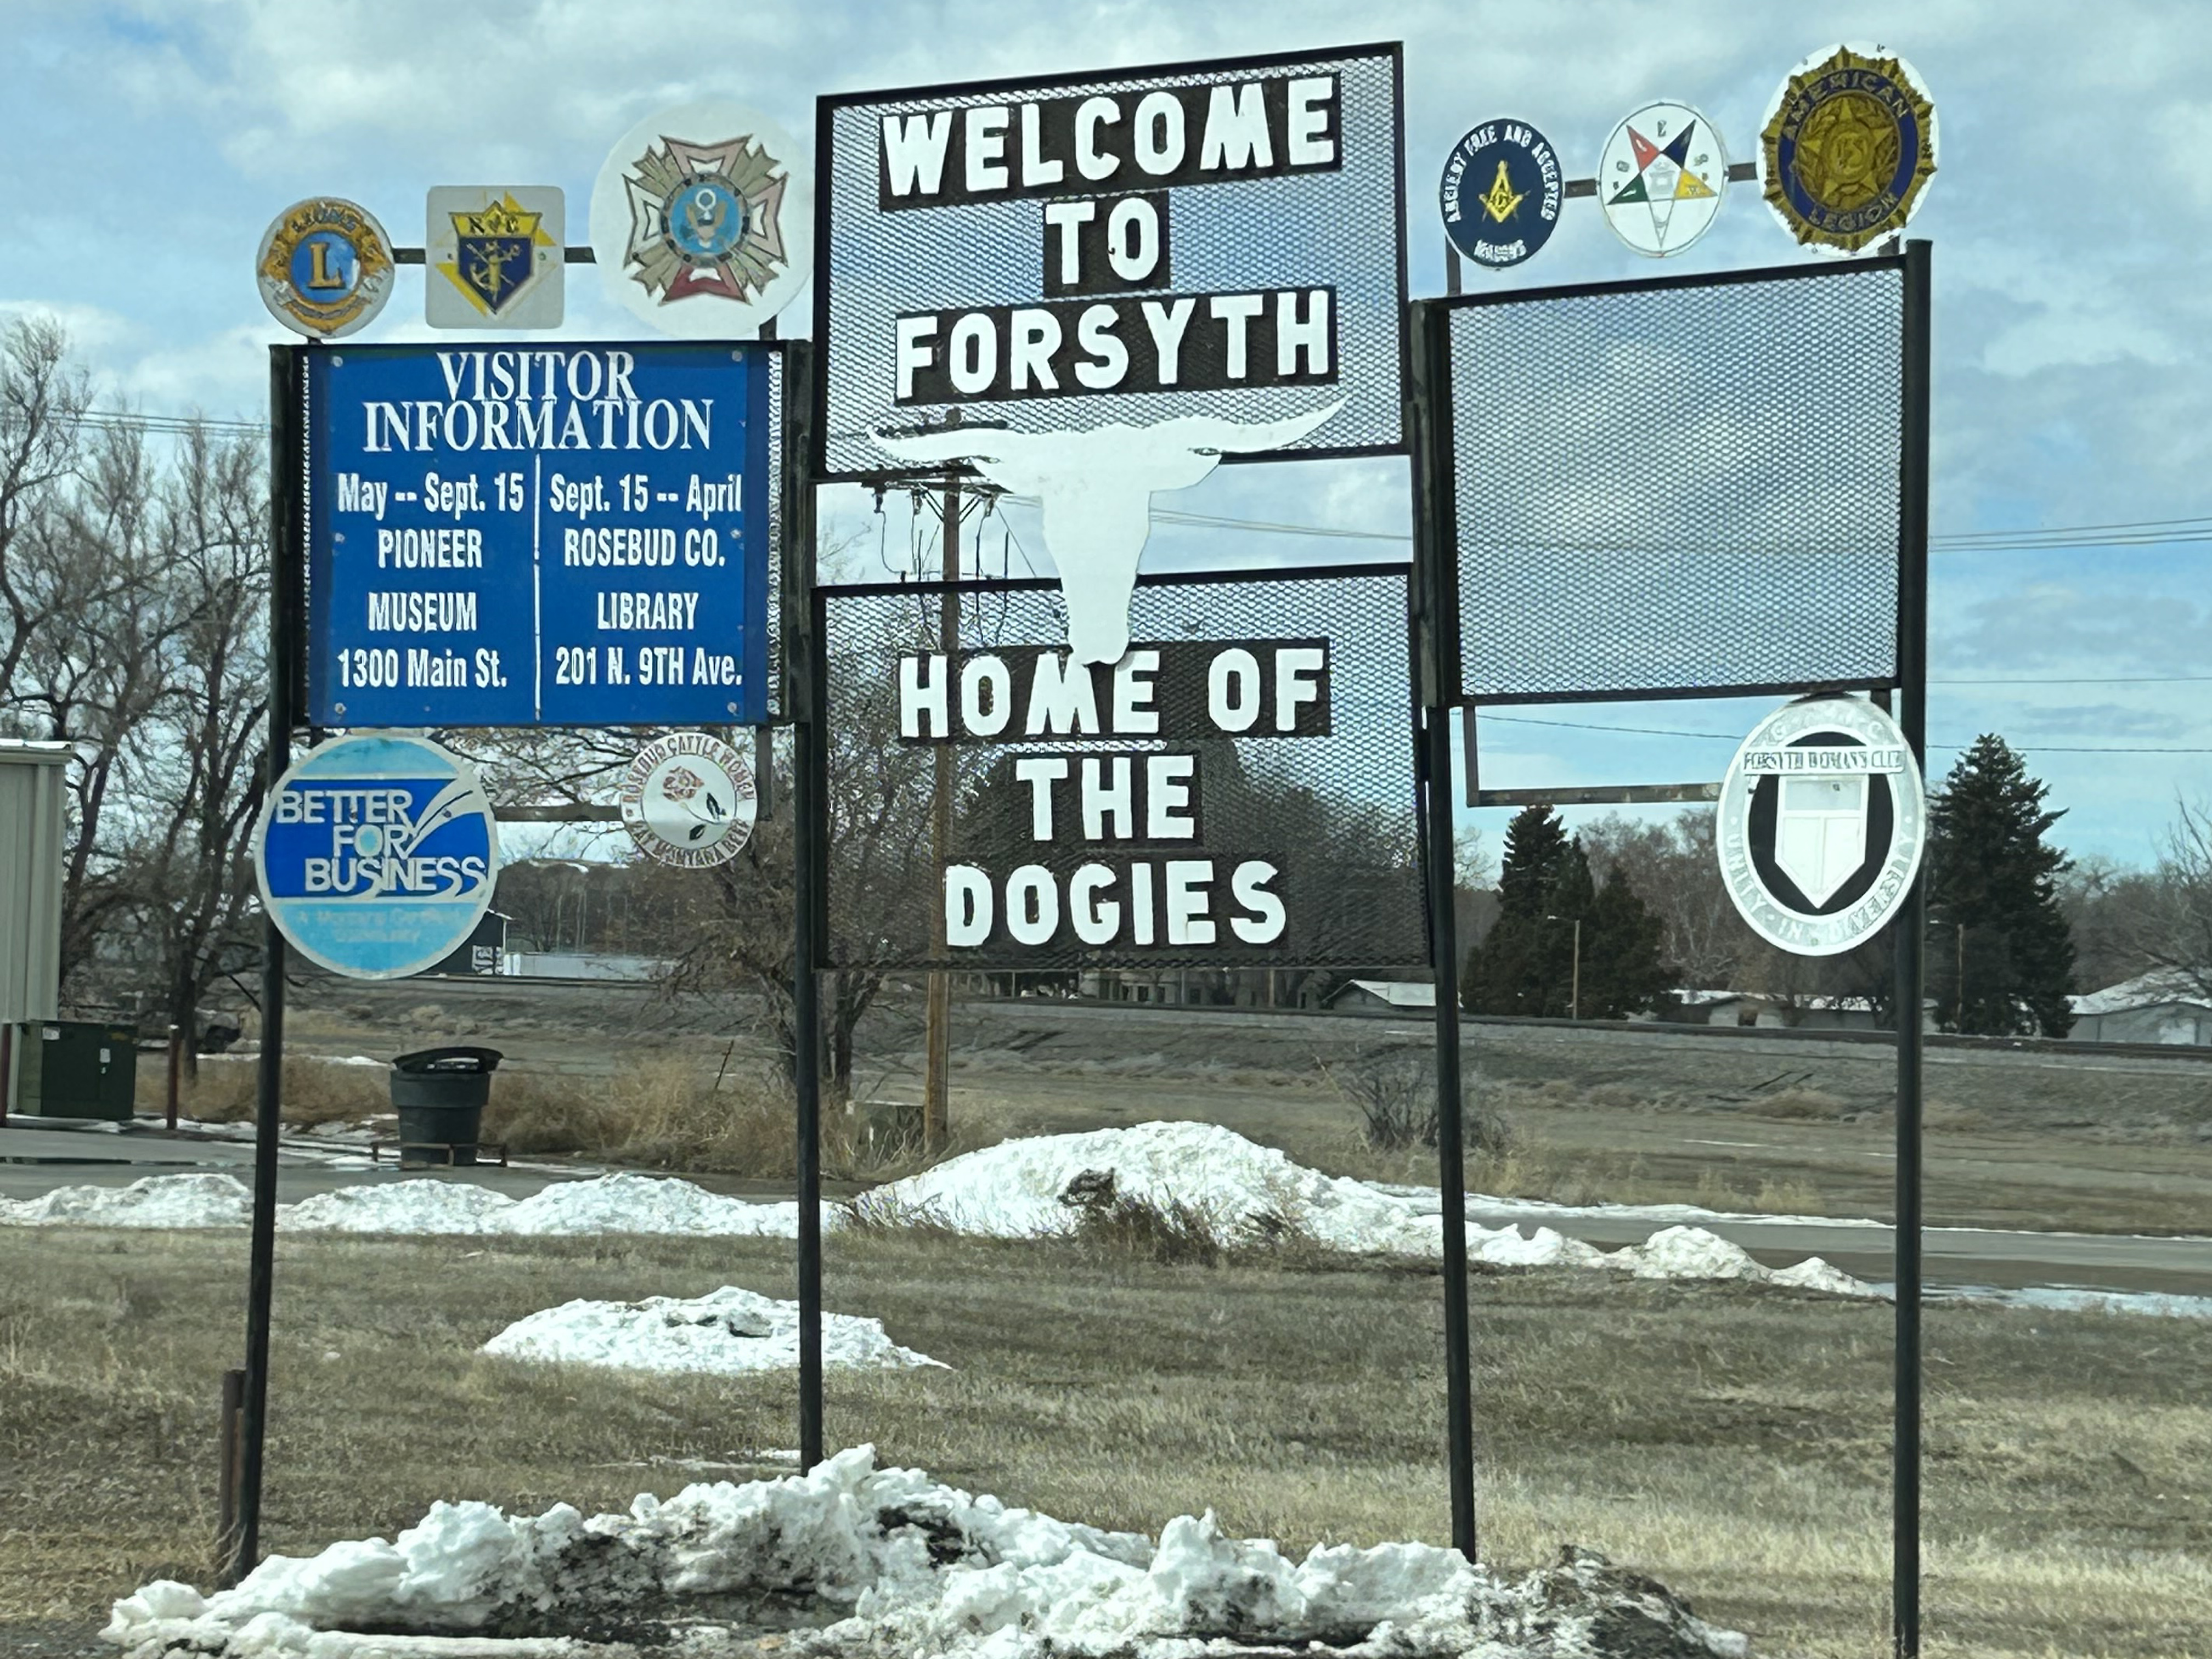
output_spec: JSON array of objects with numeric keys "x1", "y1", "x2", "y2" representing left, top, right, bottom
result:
[
  {"x1": 1716, "y1": 696, "x2": 1925, "y2": 957},
  {"x1": 254, "y1": 735, "x2": 500, "y2": 979}
]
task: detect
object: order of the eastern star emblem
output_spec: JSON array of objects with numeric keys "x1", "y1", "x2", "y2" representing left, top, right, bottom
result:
[
  {"x1": 1599, "y1": 102, "x2": 1729, "y2": 257},
  {"x1": 620, "y1": 132, "x2": 789, "y2": 307},
  {"x1": 1438, "y1": 119, "x2": 1564, "y2": 270},
  {"x1": 255, "y1": 198, "x2": 394, "y2": 340},
  {"x1": 1760, "y1": 43, "x2": 1938, "y2": 255}
]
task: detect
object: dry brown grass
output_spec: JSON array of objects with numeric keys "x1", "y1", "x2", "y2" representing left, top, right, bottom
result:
[
  {"x1": 0, "y1": 1224, "x2": 2205, "y2": 1657},
  {"x1": 482, "y1": 1058, "x2": 981, "y2": 1183},
  {"x1": 153, "y1": 1056, "x2": 390, "y2": 1129}
]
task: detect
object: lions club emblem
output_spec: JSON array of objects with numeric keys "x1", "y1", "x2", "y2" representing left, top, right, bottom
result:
[
  {"x1": 426, "y1": 187, "x2": 563, "y2": 328},
  {"x1": 1761, "y1": 43, "x2": 1938, "y2": 255},
  {"x1": 589, "y1": 101, "x2": 814, "y2": 337},
  {"x1": 256, "y1": 198, "x2": 394, "y2": 339}
]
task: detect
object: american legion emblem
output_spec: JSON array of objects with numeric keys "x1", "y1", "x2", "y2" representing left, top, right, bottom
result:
[
  {"x1": 590, "y1": 101, "x2": 813, "y2": 337},
  {"x1": 1760, "y1": 43, "x2": 1938, "y2": 255},
  {"x1": 1598, "y1": 101, "x2": 1729, "y2": 257},
  {"x1": 1716, "y1": 696, "x2": 1926, "y2": 957},
  {"x1": 426, "y1": 187, "x2": 563, "y2": 328},
  {"x1": 255, "y1": 198, "x2": 394, "y2": 339},
  {"x1": 1439, "y1": 119, "x2": 1564, "y2": 271}
]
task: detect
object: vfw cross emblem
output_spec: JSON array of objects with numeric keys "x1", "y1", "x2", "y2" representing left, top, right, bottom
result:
[
  {"x1": 1717, "y1": 696, "x2": 1926, "y2": 956},
  {"x1": 425, "y1": 187, "x2": 564, "y2": 329},
  {"x1": 589, "y1": 101, "x2": 814, "y2": 337}
]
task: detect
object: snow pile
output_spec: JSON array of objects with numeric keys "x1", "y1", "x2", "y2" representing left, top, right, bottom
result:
[
  {"x1": 499, "y1": 1171, "x2": 799, "y2": 1237},
  {"x1": 102, "y1": 1446, "x2": 1746, "y2": 1659},
  {"x1": 0, "y1": 1172, "x2": 252, "y2": 1229},
  {"x1": 1614, "y1": 1224, "x2": 1879, "y2": 1297},
  {"x1": 872, "y1": 1120, "x2": 1609, "y2": 1270},
  {"x1": 481, "y1": 1285, "x2": 944, "y2": 1376},
  {"x1": 285, "y1": 1180, "x2": 518, "y2": 1235},
  {"x1": 0, "y1": 1124, "x2": 1876, "y2": 1297}
]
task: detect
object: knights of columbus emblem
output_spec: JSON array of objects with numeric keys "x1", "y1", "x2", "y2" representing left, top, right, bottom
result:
[
  {"x1": 620, "y1": 131, "x2": 791, "y2": 307},
  {"x1": 425, "y1": 187, "x2": 565, "y2": 329},
  {"x1": 447, "y1": 196, "x2": 552, "y2": 315}
]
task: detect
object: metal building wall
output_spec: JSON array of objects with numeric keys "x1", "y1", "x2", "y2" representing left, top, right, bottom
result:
[{"x1": 0, "y1": 742, "x2": 70, "y2": 1025}]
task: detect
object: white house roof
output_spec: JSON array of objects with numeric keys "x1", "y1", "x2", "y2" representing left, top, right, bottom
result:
[
  {"x1": 2070, "y1": 971, "x2": 2212, "y2": 1017},
  {"x1": 1337, "y1": 979, "x2": 1436, "y2": 1009}
]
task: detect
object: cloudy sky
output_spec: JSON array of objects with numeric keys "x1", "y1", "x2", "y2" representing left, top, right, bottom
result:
[{"x1": 2, "y1": 0, "x2": 2205, "y2": 864}]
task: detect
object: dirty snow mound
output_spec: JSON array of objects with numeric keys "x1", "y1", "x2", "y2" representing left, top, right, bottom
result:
[
  {"x1": 0, "y1": 1172, "x2": 251, "y2": 1229},
  {"x1": 1612, "y1": 1224, "x2": 1878, "y2": 1297},
  {"x1": 101, "y1": 1446, "x2": 1744, "y2": 1659},
  {"x1": 284, "y1": 1179, "x2": 518, "y2": 1235},
  {"x1": 481, "y1": 1286, "x2": 943, "y2": 1375},
  {"x1": 499, "y1": 1172, "x2": 799, "y2": 1238},
  {"x1": 876, "y1": 1120, "x2": 1609, "y2": 1271}
]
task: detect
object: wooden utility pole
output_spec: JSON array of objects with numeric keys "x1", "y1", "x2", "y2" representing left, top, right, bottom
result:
[{"x1": 922, "y1": 414, "x2": 960, "y2": 1152}]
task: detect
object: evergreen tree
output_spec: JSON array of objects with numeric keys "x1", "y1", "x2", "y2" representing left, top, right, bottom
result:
[
  {"x1": 1464, "y1": 806, "x2": 1671, "y2": 1018},
  {"x1": 1582, "y1": 864, "x2": 1674, "y2": 1018},
  {"x1": 1464, "y1": 805, "x2": 1570, "y2": 1013},
  {"x1": 1926, "y1": 735, "x2": 2076, "y2": 1036}
]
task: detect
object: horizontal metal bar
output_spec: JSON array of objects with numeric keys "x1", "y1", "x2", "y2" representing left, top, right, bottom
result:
[
  {"x1": 1475, "y1": 781, "x2": 1720, "y2": 808},
  {"x1": 493, "y1": 805, "x2": 620, "y2": 822},
  {"x1": 1565, "y1": 161, "x2": 1756, "y2": 200},
  {"x1": 390, "y1": 247, "x2": 597, "y2": 266}
]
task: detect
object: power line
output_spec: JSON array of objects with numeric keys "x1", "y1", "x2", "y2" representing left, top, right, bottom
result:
[
  {"x1": 1006, "y1": 493, "x2": 2212, "y2": 556},
  {"x1": 1477, "y1": 710, "x2": 2212, "y2": 756}
]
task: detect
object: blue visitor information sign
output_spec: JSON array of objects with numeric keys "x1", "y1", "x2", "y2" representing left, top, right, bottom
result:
[{"x1": 306, "y1": 341, "x2": 773, "y2": 727}]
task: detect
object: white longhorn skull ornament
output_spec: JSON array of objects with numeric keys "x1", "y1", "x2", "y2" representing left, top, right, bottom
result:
[{"x1": 870, "y1": 404, "x2": 1342, "y2": 665}]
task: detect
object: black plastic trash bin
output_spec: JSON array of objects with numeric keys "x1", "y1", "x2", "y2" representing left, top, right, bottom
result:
[{"x1": 389, "y1": 1047, "x2": 503, "y2": 1166}]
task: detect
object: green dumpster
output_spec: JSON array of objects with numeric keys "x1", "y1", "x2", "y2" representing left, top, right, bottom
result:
[{"x1": 11, "y1": 1020, "x2": 138, "y2": 1120}]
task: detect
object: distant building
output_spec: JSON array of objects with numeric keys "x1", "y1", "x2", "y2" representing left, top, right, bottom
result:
[
  {"x1": 2068, "y1": 973, "x2": 2212, "y2": 1045},
  {"x1": 500, "y1": 952, "x2": 668, "y2": 981},
  {"x1": 1653, "y1": 990, "x2": 1933, "y2": 1033},
  {"x1": 1324, "y1": 979, "x2": 1437, "y2": 1015}
]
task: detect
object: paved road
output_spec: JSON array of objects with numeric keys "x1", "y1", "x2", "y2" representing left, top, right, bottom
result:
[{"x1": 5, "y1": 1120, "x2": 2207, "y2": 1299}]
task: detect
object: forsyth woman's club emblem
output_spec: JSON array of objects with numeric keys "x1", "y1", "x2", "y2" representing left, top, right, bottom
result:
[
  {"x1": 620, "y1": 732, "x2": 759, "y2": 870},
  {"x1": 1716, "y1": 696, "x2": 1926, "y2": 956},
  {"x1": 590, "y1": 101, "x2": 814, "y2": 337}
]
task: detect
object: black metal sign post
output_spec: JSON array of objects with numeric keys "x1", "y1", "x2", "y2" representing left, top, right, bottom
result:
[
  {"x1": 780, "y1": 342, "x2": 827, "y2": 1472},
  {"x1": 230, "y1": 343, "x2": 307, "y2": 1584},
  {"x1": 1407, "y1": 299, "x2": 1475, "y2": 1559},
  {"x1": 1407, "y1": 245, "x2": 1934, "y2": 1638},
  {"x1": 1891, "y1": 238, "x2": 1933, "y2": 1659}
]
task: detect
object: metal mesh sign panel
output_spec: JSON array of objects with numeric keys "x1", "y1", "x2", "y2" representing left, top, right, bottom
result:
[
  {"x1": 813, "y1": 44, "x2": 1406, "y2": 481},
  {"x1": 817, "y1": 566, "x2": 1424, "y2": 970},
  {"x1": 1443, "y1": 259, "x2": 1905, "y2": 703}
]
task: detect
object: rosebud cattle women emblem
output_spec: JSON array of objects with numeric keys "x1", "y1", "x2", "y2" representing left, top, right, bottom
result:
[
  {"x1": 1760, "y1": 43, "x2": 1937, "y2": 255},
  {"x1": 256, "y1": 198, "x2": 396, "y2": 339},
  {"x1": 1716, "y1": 696, "x2": 1926, "y2": 956},
  {"x1": 590, "y1": 101, "x2": 814, "y2": 336},
  {"x1": 620, "y1": 732, "x2": 759, "y2": 868}
]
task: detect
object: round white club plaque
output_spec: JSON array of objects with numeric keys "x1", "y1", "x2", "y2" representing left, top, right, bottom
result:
[
  {"x1": 619, "y1": 732, "x2": 759, "y2": 868},
  {"x1": 1716, "y1": 696, "x2": 1926, "y2": 957}
]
